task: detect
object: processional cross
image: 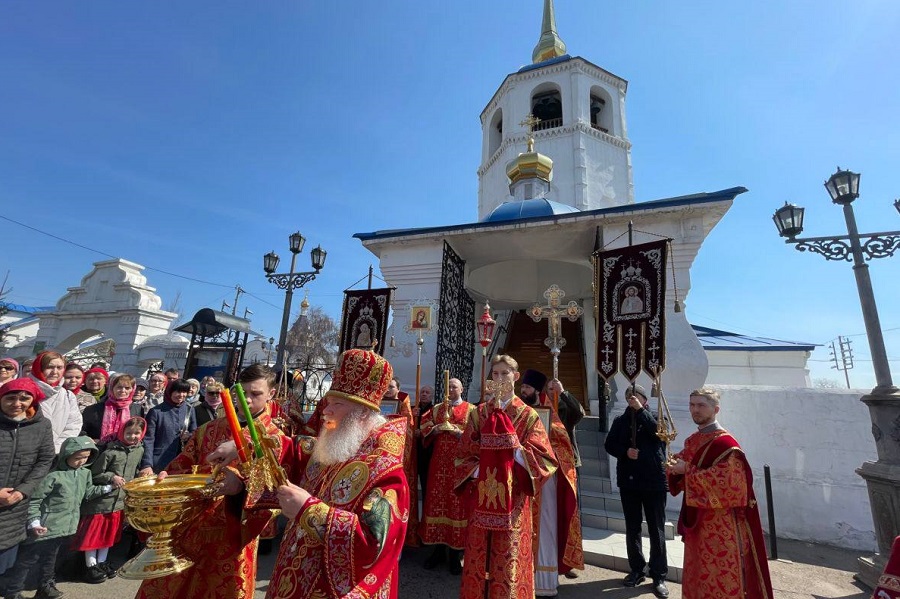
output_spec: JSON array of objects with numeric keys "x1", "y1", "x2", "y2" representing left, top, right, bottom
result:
[
  {"x1": 520, "y1": 114, "x2": 541, "y2": 153},
  {"x1": 528, "y1": 284, "x2": 584, "y2": 382}
]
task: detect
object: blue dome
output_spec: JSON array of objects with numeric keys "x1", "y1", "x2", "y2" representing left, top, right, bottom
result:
[{"x1": 483, "y1": 199, "x2": 581, "y2": 223}]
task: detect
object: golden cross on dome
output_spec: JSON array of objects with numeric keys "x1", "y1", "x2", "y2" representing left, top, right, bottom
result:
[{"x1": 520, "y1": 114, "x2": 541, "y2": 152}]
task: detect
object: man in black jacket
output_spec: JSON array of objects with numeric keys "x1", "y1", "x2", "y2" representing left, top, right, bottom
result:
[{"x1": 603, "y1": 384, "x2": 669, "y2": 598}]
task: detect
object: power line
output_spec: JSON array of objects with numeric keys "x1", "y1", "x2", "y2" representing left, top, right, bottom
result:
[{"x1": 0, "y1": 214, "x2": 232, "y2": 289}]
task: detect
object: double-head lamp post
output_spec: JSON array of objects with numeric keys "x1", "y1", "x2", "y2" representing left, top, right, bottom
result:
[
  {"x1": 773, "y1": 167, "x2": 900, "y2": 586},
  {"x1": 263, "y1": 232, "x2": 326, "y2": 373}
]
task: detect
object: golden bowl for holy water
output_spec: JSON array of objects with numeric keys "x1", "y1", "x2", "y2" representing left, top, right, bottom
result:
[{"x1": 117, "y1": 473, "x2": 218, "y2": 580}]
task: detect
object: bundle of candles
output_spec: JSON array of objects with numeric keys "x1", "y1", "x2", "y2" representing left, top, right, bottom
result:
[{"x1": 220, "y1": 384, "x2": 262, "y2": 462}]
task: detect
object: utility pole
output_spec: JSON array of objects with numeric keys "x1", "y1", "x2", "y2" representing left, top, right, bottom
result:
[{"x1": 829, "y1": 336, "x2": 854, "y2": 389}]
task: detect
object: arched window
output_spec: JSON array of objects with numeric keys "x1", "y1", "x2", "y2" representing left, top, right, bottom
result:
[
  {"x1": 488, "y1": 109, "x2": 503, "y2": 156},
  {"x1": 531, "y1": 87, "x2": 562, "y2": 131},
  {"x1": 589, "y1": 86, "x2": 613, "y2": 134}
]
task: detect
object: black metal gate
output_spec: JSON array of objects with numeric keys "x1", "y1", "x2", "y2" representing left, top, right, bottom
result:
[{"x1": 435, "y1": 241, "x2": 475, "y2": 399}]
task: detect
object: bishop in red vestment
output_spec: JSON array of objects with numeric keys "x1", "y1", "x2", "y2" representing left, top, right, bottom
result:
[
  {"x1": 135, "y1": 364, "x2": 290, "y2": 599},
  {"x1": 667, "y1": 388, "x2": 773, "y2": 599},
  {"x1": 267, "y1": 349, "x2": 409, "y2": 599},
  {"x1": 455, "y1": 355, "x2": 557, "y2": 599}
]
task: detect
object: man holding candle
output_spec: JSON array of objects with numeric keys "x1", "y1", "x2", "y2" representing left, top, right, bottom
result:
[
  {"x1": 266, "y1": 348, "x2": 409, "y2": 599},
  {"x1": 135, "y1": 364, "x2": 290, "y2": 599}
]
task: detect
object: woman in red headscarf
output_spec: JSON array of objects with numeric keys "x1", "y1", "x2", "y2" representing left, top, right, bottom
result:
[
  {"x1": 0, "y1": 379, "x2": 55, "y2": 576},
  {"x1": 27, "y1": 351, "x2": 83, "y2": 453},
  {"x1": 81, "y1": 367, "x2": 109, "y2": 407}
]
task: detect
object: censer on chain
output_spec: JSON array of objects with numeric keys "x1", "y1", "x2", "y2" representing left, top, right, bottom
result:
[{"x1": 652, "y1": 374, "x2": 678, "y2": 466}]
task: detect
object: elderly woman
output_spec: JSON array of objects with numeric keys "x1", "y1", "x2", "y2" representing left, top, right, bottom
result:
[
  {"x1": 81, "y1": 367, "x2": 109, "y2": 407},
  {"x1": 185, "y1": 378, "x2": 201, "y2": 406},
  {"x1": 0, "y1": 379, "x2": 55, "y2": 577},
  {"x1": 27, "y1": 351, "x2": 83, "y2": 453},
  {"x1": 0, "y1": 358, "x2": 19, "y2": 385}
]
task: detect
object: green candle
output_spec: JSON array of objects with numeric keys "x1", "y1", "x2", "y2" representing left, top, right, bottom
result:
[{"x1": 235, "y1": 382, "x2": 263, "y2": 459}]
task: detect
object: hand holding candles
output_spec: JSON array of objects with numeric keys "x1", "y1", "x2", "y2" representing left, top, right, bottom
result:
[
  {"x1": 220, "y1": 388, "x2": 249, "y2": 463},
  {"x1": 235, "y1": 383, "x2": 264, "y2": 459}
]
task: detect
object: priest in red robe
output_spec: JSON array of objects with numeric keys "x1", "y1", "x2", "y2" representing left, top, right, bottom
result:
[
  {"x1": 419, "y1": 377, "x2": 474, "y2": 574},
  {"x1": 666, "y1": 387, "x2": 773, "y2": 599},
  {"x1": 267, "y1": 349, "x2": 409, "y2": 599},
  {"x1": 455, "y1": 355, "x2": 557, "y2": 599},
  {"x1": 135, "y1": 364, "x2": 290, "y2": 599}
]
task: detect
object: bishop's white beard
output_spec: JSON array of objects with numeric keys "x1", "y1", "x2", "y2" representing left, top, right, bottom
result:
[{"x1": 312, "y1": 409, "x2": 386, "y2": 465}]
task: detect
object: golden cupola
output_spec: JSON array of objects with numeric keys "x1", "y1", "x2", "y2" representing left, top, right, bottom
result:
[
  {"x1": 505, "y1": 114, "x2": 553, "y2": 199},
  {"x1": 532, "y1": 0, "x2": 567, "y2": 64}
]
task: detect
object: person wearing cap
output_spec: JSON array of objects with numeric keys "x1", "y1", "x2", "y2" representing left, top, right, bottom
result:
[
  {"x1": 132, "y1": 378, "x2": 149, "y2": 405},
  {"x1": 0, "y1": 358, "x2": 19, "y2": 385},
  {"x1": 135, "y1": 364, "x2": 289, "y2": 599},
  {"x1": 455, "y1": 355, "x2": 557, "y2": 599},
  {"x1": 604, "y1": 383, "x2": 669, "y2": 597},
  {"x1": 519, "y1": 368, "x2": 585, "y2": 595},
  {"x1": 0, "y1": 379, "x2": 55, "y2": 580},
  {"x1": 266, "y1": 349, "x2": 409, "y2": 599}
]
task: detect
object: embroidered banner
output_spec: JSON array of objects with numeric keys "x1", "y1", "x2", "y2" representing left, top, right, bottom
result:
[
  {"x1": 339, "y1": 288, "x2": 393, "y2": 354},
  {"x1": 596, "y1": 239, "x2": 667, "y2": 382}
]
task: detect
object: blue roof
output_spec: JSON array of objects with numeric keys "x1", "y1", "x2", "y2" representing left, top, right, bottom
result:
[
  {"x1": 517, "y1": 54, "x2": 572, "y2": 73},
  {"x1": 484, "y1": 198, "x2": 580, "y2": 223},
  {"x1": 355, "y1": 187, "x2": 747, "y2": 242},
  {"x1": 1, "y1": 303, "x2": 53, "y2": 314},
  {"x1": 692, "y1": 325, "x2": 817, "y2": 352}
]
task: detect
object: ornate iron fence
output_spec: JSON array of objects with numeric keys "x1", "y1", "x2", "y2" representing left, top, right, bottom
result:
[{"x1": 435, "y1": 241, "x2": 475, "y2": 398}]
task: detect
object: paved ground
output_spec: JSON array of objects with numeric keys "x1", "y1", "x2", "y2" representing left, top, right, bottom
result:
[{"x1": 37, "y1": 535, "x2": 872, "y2": 598}]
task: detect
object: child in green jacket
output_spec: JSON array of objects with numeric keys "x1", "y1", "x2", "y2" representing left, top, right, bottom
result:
[{"x1": 3, "y1": 436, "x2": 111, "y2": 599}]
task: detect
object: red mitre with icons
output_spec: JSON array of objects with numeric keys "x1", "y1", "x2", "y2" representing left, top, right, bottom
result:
[
  {"x1": 470, "y1": 407, "x2": 518, "y2": 531},
  {"x1": 325, "y1": 348, "x2": 393, "y2": 411},
  {"x1": 874, "y1": 535, "x2": 900, "y2": 598}
]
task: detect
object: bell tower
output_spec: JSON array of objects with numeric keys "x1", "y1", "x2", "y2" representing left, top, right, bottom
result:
[{"x1": 477, "y1": 0, "x2": 634, "y2": 220}]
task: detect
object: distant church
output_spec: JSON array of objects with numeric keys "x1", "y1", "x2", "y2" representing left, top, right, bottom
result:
[{"x1": 355, "y1": 0, "x2": 766, "y2": 411}]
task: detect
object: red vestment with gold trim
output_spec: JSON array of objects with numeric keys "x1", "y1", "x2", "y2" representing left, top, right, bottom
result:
[
  {"x1": 135, "y1": 412, "x2": 289, "y2": 599},
  {"x1": 419, "y1": 400, "x2": 475, "y2": 549},
  {"x1": 530, "y1": 397, "x2": 585, "y2": 576},
  {"x1": 667, "y1": 428, "x2": 773, "y2": 599},
  {"x1": 455, "y1": 397, "x2": 557, "y2": 599},
  {"x1": 267, "y1": 416, "x2": 409, "y2": 599}
]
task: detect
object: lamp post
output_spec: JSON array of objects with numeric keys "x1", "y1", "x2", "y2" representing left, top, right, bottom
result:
[
  {"x1": 263, "y1": 232, "x2": 326, "y2": 373},
  {"x1": 476, "y1": 302, "x2": 496, "y2": 404},
  {"x1": 773, "y1": 167, "x2": 900, "y2": 586}
]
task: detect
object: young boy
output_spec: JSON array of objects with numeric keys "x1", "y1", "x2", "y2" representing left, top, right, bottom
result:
[{"x1": 3, "y1": 436, "x2": 111, "y2": 599}]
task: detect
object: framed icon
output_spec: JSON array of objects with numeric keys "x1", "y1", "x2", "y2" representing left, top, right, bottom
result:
[
  {"x1": 410, "y1": 305, "x2": 432, "y2": 331},
  {"x1": 380, "y1": 400, "x2": 400, "y2": 416},
  {"x1": 534, "y1": 406, "x2": 551, "y2": 433}
]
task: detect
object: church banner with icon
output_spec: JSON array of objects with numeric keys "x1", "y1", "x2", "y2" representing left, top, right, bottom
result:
[
  {"x1": 339, "y1": 288, "x2": 393, "y2": 354},
  {"x1": 596, "y1": 239, "x2": 667, "y2": 382}
]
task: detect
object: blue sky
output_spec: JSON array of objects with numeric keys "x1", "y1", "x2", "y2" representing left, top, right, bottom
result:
[{"x1": 2, "y1": 1, "x2": 899, "y2": 389}]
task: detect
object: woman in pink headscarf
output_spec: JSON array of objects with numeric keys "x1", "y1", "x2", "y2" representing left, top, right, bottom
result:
[
  {"x1": 81, "y1": 374, "x2": 145, "y2": 447},
  {"x1": 27, "y1": 351, "x2": 82, "y2": 453}
]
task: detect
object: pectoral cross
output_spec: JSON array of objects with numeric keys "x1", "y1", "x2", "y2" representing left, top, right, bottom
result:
[{"x1": 529, "y1": 284, "x2": 584, "y2": 381}]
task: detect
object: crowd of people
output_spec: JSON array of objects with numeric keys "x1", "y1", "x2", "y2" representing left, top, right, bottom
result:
[{"x1": 0, "y1": 348, "x2": 775, "y2": 599}]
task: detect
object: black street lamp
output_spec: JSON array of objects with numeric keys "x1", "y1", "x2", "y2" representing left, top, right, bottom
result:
[
  {"x1": 264, "y1": 232, "x2": 326, "y2": 372},
  {"x1": 772, "y1": 167, "x2": 900, "y2": 586}
]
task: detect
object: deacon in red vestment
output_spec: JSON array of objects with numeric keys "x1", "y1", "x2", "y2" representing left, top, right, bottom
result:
[
  {"x1": 873, "y1": 535, "x2": 900, "y2": 598},
  {"x1": 455, "y1": 355, "x2": 557, "y2": 599},
  {"x1": 136, "y1": 364, "x2": 290, "y2": 599},
  {"x1": 519, "y1": 369, "x2": 584, "y2": 597},
  {"x1": 666, "y1": 387, "x2": 773, "y2": 599},
  {"x1": 267, "y1": 349, "x2": 409, "y2": 599},
  {"x1": 385, "y1": 378, "x2": 419, "y2": 547},
  {"x1": 419, "y1": 377, "x2": 475, "y2": 573}
]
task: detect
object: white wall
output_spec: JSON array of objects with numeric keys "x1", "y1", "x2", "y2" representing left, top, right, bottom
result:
[
  {"x1": 706, "y1": 350, "x2": 812, "y2": 387},
  {"x1": 711, "y1": 385, "x2": 877, "y2": 551}
]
